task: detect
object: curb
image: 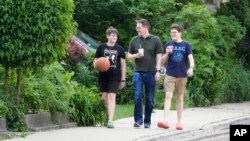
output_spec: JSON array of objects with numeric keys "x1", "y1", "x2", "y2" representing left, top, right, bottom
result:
[
  {"x1": 146, "y1": 115, "x2": 250, "y2": 141},
  {"x1": 201, "y1": 115, "x2": 250, "y2": 130}
]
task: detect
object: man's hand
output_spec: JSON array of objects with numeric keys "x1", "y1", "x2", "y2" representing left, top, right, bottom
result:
[
  {"x1": 155, "y1": 72, "x2": 161, "y2": 81},
  {"x1": 136, "y1": 52, "x2": 144, "y2": 58}
]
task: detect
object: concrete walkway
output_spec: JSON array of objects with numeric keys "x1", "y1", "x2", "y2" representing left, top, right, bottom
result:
[{"x1": 4, "y1": 102, "x2": 250, "y2": 141}]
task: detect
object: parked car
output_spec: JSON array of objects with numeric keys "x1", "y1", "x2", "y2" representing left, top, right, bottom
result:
[
  {"x1": 66, "y1": 30, "x2": 99, "y2": 63},
  {"x1": 76, "y1": 30, "x2": 99, "y2": 51}
]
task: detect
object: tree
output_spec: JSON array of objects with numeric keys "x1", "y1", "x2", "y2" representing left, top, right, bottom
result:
[
  {"x1": 127, "y1": 0, "x2": 178, "y2": 38},
  {"x1": 0, "y1": 0, "x2": 76, "y2": 104},
  {"x1": 74, "y1": 0, "x2": 179, "y2": 48},
  {"x1": 217, "y1": 0, "x2": 250, "y2": 68},
  {"x1": 74, "y1": 0, "x2": 135, "y2": 48}
]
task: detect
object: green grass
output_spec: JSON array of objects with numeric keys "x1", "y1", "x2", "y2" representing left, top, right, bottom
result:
[
  {"x1": 154, "y1": 91, "x2": 191, "y2": 110},
  {"x1": 114, "y1": 104, "x2": 134, "y2": 120},
  {"x1": 114, "y1": 93, "x2": 191, "y2": 121}
]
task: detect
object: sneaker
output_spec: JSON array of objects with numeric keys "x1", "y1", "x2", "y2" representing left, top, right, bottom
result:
[
  {"x1": 103, "y1": 120, "x2": 108, "y2": 126},
  {"x1": 133, "y1": 122, "x2": 141, "y2": 128},
  {"x1": 144, "y1": 123, "x2": 150, "y2": 128},
  {"x1": 157, "y1": 121, "x2": 170, "y2": 129},
  {"x1": 107, "y1": 121, "x2": 114, "y2": 128},
  {"x1": 176, "y1": 123, "x2": 183, "y2": 130}
]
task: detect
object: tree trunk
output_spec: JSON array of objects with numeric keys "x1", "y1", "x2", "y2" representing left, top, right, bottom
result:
[
  {"x1": 3, "y1": 67, "x2": 10, "y2": 95},
  {"x1": 15, "y1": 68, "x2": 23, "y2": 105}
]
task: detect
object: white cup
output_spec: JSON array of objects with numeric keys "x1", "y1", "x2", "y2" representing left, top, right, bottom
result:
[
  {"x1": 167, "y1": 45, "x2": 173, "y2": 54},
  {"x1": 138, "y1": 48, "x2": 144, "y2": 56}
]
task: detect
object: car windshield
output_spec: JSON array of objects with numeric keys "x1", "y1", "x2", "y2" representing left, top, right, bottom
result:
[{"x1": 76, "y1": 30, "x2": 99, "y2": 50}]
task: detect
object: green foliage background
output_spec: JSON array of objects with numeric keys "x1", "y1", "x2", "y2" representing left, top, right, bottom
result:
[
  {"x1": 72, "y1": 0, "x2": 250, "y2": 107},
  {"x1": 217, "y1": 0, "x2": 250, "y2": 68},
  {"x1": 1, "y1": 0, "x2": 250, "y2": 132},
  {"x1": 0, "y1": 0, "x2": 76, "y2": 68},
  {"x1": 0, "y1": 0, "x2": 77, "y2": 104}
]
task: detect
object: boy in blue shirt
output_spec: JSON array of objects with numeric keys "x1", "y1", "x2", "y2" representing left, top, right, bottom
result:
[{"x1": 157, "y1": 23, "x2": 195, "y2": 130}]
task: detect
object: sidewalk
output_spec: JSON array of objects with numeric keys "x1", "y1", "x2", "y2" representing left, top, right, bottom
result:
[{"x1": 4, "y1": 102, "x2": 250, "y2": 141}]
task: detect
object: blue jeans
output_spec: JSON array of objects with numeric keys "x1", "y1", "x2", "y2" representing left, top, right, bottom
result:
[{"x1": 133, "y1": 71, "x2": 156, "y2": 125}]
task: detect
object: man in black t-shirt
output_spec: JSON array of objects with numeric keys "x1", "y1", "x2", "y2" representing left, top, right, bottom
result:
[{"x1": 93, "y1": 27, "x2": 126, "y2": 128}]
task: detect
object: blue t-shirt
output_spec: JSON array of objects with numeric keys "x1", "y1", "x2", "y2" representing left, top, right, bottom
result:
[{"x1": 163, "y1": 40, "x2": 193, "y2": 77}]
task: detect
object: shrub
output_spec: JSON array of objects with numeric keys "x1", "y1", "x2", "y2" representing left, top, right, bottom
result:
[
  {"x1": 21, "y1": 62, "x2": 75, "y2": 115},
  {"x1": 5, "y1": 104, "x2": 27, "y2": 132},
  {"x1": 71, "y1": 63, "x2": 97, "y2": 88},
  {"x1": 0, "y1": 99, "x2": 8, "y2": 118},
  {"x1": 21, "y1": 62, "x2": 105, "y2": 126},
  {"x1": 222, "y1": 60, "x2": 250, "y2": 102},
  {"x1": 116, "y1": 59, "x2": 134, "y2": 104},
  {"x1": 69, "y1": 85, "x2": 105, "y2": 126},
  {"x1": 217, "y1": 0, "x2": 250, "y2": 68}
]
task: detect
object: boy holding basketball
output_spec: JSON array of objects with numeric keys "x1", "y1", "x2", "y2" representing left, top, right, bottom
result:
[{"x1": 93, "y1": 27, "x2": 126, "y2": 128}]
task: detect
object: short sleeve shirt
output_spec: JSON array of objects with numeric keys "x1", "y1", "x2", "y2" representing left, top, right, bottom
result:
[
  {"x1": 163, "y1": 40, "x2": 193, "y2": 77},
  {"x1": 95, "y1": 44, "x2": 125, "y2": 81},
  {"x1": 128, "y1": 35, "x2": 163, "y2": 72}
]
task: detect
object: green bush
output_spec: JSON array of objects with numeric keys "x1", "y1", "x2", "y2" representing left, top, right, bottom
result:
[
  {"x1": 0, "y1": 99, "x2": 8, "y2": 118},
  {"x1": 116, "y1": 59, "x2": 134, "y2": 104},
  {"x1": 69, "y1": 85, "x2": 105, "y2": 126},
  {"x1": 0, "y1": 89, "x2": 26, "y2": 131},
  {"x1": 217, "y1": 0, "x2": 250, "y2": 68},
  {"x1": 84, "y1": 52, "x2": 96, "y2": 69},
  {"x1": 5, "y1": 104, "x2": 27, "y2": 132},
  {"x1": 21, "y1": 62, "x2": 105, "y2": 126},
  {"x1": 0, "y1": 64, "x2": 3, "y2": 81},
  {"x1": 21, "y1": 62, "x2": 75, "y2": 115},
  {"x1": 154, "y1": 92, "x2": 165, "y2": 109},
  {"x1": 222, "y1": 60, "x2": 250, "y2": 102},
  {"x1": 71, "y1": 63, "x2": 97, "y2": 88}
]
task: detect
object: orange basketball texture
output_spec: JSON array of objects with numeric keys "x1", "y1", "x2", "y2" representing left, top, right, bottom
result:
[{"x1": 95, "y1": 57, "x2": 110, "y2": 72}]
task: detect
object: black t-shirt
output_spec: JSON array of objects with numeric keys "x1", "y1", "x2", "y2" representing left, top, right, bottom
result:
[{"x1": 95, "y1": 44, "x2": 125, "y2": 81}]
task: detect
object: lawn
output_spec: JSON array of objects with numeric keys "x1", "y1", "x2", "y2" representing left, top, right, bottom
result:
[
  {"x1": 114, "y1": 93, "x2": 190, "y2": 121},
  {"x1": 114, "y1": 104, "x2": 134, "y2": 120}
]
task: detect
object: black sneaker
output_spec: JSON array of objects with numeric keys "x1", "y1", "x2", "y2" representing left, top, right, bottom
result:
[{"x1": 133, "y1": 123, "x2": 141, "y2": 127}]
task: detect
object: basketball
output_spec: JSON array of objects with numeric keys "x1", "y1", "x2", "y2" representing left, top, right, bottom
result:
[{"x1": 95, "y1": 57, "x2": 110, "y2": 72}]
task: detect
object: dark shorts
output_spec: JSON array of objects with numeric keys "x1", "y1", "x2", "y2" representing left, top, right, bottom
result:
[{"x1": 98, "y1": 80, "x2": 120, "y2": 93}]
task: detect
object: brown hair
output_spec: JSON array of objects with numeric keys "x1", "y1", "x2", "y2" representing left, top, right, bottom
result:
[
  {"x1": 106, "y1": 26, "x2": 118, "y2": 35},
  {"x1": 136, "y1": 19, "x2": 150, "y2": 30},
  {"x1": 170, "y1": 23, "x2": 184, "y2": 33}
]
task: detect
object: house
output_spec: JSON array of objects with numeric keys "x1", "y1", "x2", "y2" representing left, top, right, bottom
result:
[{"x1": 203, "y1": 0, "x2": 229, "y2": 12}]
